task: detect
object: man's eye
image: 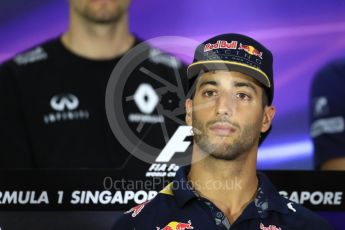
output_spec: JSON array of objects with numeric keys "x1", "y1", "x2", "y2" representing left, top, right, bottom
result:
[
  {"x1": 236, "y1": 93, "x2": 251, "y2": 101},
  {"x1": 203, "y1": 90, "x2": 218, "y2": 97}
]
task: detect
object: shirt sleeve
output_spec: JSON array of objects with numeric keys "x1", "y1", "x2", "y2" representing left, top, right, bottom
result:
[
  {"x1": 0, "y1": 62, "x2": 33, "y2": 168},
  {"x1": 310, "y1": 60, "x2": 345, "y2": 169}
]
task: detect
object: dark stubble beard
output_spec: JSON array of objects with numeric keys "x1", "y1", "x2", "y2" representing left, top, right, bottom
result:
[{"x1": 192, "y1": 113, "x2": 261, "y2": 161}]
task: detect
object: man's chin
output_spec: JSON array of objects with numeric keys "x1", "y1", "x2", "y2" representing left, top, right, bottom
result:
[
  {"x1": 204, "y1": 142, "x2": 242, "y2": 161},
  {"x1": 209, "y1": 152, "x2": 240, "y2": 161},
  {"x1": 206, "y1": 145, "x2": 239, "y2": 161},
  {"x1": 210, "y1": 132, "x2": 239, "y2": 143}
]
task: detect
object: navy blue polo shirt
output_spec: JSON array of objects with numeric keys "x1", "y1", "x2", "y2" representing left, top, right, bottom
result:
[{"x1": 113, "y1": 166, "x2": 333, "y2": 229}]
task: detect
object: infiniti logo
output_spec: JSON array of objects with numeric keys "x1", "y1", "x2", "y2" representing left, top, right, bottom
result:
[
  {"x1": 50, "y1": 94, "x2": 79, "y2": 111},
  {"x1": 43, "y1": 93, "x2": 89, "y2": 124}
]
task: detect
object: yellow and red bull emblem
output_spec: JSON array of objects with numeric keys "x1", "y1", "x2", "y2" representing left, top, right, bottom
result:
[
  {"x1": 260, "y1": 223, "x2": 282, "y2": 230},
  {"x1": 124, "y1": 200, "x2": 150, "y2": 217},
  {"x1": 238, "y1": 43, "x2": 263, "y2": 59},
  {"x1": 156, "y1": 220, "x2": 194, "y2": 230}
]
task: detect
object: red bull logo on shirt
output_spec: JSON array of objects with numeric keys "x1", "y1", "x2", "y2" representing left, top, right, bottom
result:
[
  {"x1": 260, "y1": 223, "x2": 282, "y2": 230},
  {"x1": 238, "y1": 43, "x2": 263, "y2": 59},
  {"x1": 156, "y1": 220, "x2": 194, "y2": 230},
  {"x1": 124, "y1": 200, "x2": 150, "y2": 217}
]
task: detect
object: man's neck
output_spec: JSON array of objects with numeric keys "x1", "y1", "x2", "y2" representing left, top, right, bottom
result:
[
  {"x1": 61, "y1": 12, "x2": 135, "y2": 60},
  {"x1": 188, "y1": 146, "x2": 258, "y2": 224}
]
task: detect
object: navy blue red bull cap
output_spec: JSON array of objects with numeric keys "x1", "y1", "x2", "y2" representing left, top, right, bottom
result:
[{"x1": 188, "y1": 33, "x2": 274, "y2": 105}]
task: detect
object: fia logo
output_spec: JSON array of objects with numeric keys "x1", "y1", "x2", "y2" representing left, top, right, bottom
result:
[
  {"x1": 156, "y1": 126, "x2": 192, "y2": 162},
  {"x1": 50, "y1": 94, "x2": 79, "y2": 111},
  {"x1": 146, "y1": 126, "x2": 192, "y2": 178}
]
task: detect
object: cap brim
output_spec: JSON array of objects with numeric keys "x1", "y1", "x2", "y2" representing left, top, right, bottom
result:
[{"x1": 187, "y1": 60, "x2": 271, "y2": 88}]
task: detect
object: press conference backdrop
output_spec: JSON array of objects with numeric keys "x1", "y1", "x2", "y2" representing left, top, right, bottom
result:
[
  {"x1": 1, "y1": 0, "x2": 345, "y2": 229},
  {"x1": 1, "y1": 0, "x2": 345, "y2": 169}
]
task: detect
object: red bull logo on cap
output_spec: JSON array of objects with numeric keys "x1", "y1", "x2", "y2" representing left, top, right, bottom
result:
[
  {"x1": 238, "y1": 43, "x2": 263, "y2": 59},
  {"x1": 204, "y1": 40, "x2": 238, "y2": 52},
  {"x1": 156, "y1": 220, "x2": 194, "y2": 230}
]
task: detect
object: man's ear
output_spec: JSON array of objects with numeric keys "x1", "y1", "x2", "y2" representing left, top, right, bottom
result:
[
  {"x1": 261, "y1": 105, "x2": 275, "y2": 133},
  {"x1": 185, "y1": 99, "x2": 193, "y2": 126}
]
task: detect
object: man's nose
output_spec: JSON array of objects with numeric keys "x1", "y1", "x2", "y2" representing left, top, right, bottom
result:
[{"x1": 215, "y1": 93, "x2": 234, "y2": 116}]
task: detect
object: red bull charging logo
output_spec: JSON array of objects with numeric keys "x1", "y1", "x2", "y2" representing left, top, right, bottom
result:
[
  {"x1": 156, "y1": 220, "x2": 194, "y2": 230},
  {"x1": 260, "y1": 223, "x2": 282, "y2": 230},
  {"x1": 238, "y1": 43, "x2": 263, "y2": 59},
  {"x1": 124, "y1": 200, "x2": 150, "y2": 217}
]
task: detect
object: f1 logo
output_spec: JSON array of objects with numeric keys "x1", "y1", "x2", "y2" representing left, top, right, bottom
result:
[
  {"x1": 155, "y1": 126, "x2": 192, "y2": 162},
  {"x1": 133, "y1": 83, "x2": 159, "y2": 114},
  {"x1": 50, "y1": 94, "x2": 79, "y2": 111}
]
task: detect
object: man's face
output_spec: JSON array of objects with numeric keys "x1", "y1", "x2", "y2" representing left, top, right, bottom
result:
[
  {"x1": 185, "y1": 70, "x2": 275, "y2": 161},
  {"x1": 69, "y1": 0, "x2": 131, "y2": 24}
]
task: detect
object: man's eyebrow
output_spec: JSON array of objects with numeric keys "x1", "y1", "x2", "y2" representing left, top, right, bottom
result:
[
  {"x1": 198, "y1": 80, "x2": 218, "y2": 89},
  {"x1": 234, "y1": 81, "x2": 257, "y2": 94}
]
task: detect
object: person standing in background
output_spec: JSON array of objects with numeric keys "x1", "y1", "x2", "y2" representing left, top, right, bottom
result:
[
  {"x1": 310, "y1": 59, "x2": 345, "y2": 170},
  {"x1": 0, "y1": 0, "x2": 188, "y2": 168}
]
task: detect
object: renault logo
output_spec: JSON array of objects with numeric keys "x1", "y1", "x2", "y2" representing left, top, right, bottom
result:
[{"x1": 133, "y1": 84, "x2": 159, "y2": 114}]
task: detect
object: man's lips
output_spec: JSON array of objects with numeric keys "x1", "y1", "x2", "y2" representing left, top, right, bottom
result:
[{"x1": 209, "y1": 122, "x2": 237, "y2": 136}]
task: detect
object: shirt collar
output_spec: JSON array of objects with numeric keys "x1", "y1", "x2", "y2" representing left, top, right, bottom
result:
[
  {"x1": 172, "y1": 165, "x2": 196, "y2": 208},
  {"x1": 254, "y1": 172, "x2": 290, "y2": 216},
  {"x1": 172, "y1": 166, "x2": 290, "y2": 215}
]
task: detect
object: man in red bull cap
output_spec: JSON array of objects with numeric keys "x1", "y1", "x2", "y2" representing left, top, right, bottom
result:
[{"x1": 112, "y1": 33, "x2": 333, "y2": 229}]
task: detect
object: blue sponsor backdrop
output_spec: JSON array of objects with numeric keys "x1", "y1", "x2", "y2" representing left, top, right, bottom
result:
[{"x1": 1, "y1": 0, "x2": 345, "y2": 169}]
